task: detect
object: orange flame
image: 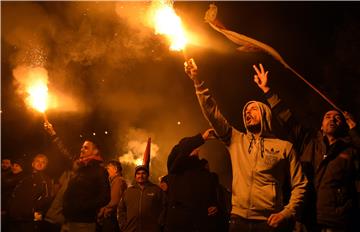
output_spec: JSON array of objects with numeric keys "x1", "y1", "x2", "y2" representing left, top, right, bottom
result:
[
  {"x1": 27, "y1": 79, "x2": 48, "y2": 113},
  {"x1": 13, "y1": 66, "x2": 50, "y2": 113},
  {"x1": 152, "y1": 0, "x2": 187, "y2": 51}
]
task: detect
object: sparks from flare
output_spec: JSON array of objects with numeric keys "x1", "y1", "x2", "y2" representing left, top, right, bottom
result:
[{"x1": 152, "y1": 1, "x2": 187, "y2": 51}]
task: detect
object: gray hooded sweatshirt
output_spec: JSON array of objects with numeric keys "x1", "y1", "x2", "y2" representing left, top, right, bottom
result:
[{"x1": 194, "y1": 81, "x2": 307, "y2": 220}]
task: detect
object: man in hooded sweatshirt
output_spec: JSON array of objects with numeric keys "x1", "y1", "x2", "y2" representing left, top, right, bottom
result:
[
  {"x1": 253, "y1": 63, "x2": 360, "y2": 232},
  {"x1": 184, "y1": 58, "x2": 308, "y2": 232}
]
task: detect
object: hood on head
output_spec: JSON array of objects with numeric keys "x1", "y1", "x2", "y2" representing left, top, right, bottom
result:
[{"x1": 242, "y1": 100, "x2": 272, "y2": 137}]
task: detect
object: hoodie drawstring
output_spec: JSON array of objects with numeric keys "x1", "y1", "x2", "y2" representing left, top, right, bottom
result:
[
  {"x1": 248, "y1": 135, "x2": 255, "y2": 154},
  {"x1": 248, "y1": 136, "x2": 264, "y2": 158}
]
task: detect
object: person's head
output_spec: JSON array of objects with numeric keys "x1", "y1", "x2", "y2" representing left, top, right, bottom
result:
[
  {"x1": 11, "y1": 159, "x2": 24, "y2": 174},
  {"x1": 243, "y1": 101, "x2": 272, "y2": 136},
  {"x1": 321, "y1": 110, "x2": 347, "y2": 138},
  {"x1": 32, "y1": 154, "x2": 48, "y2": 172},
  {"x1": 106, "y1": 160, "x2": 122, "y2": 178},
  {"x1": 134, "y1": 165, "x2": 149, "y2": 185},
  {"x1": 159, "y1": 175, "x2": 169, "y2": 192},
  {"x1": 1, "y1": 158, "x2": 11, "y2": 171},
  {"x1": 79, "y1": 140, "x2": 100, "y2": 160}
]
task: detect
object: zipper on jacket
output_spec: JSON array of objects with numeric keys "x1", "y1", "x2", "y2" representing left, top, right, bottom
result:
[
  {"x1": 247, "y1": 139, "x2": 260, "y2": 217},
  {"x1": 138, "y1": 188, "x2": 143, "y2": 231}
]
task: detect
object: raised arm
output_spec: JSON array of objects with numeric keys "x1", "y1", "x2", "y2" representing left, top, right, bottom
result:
[
  {"x1": 44, "y1": 121, "x2": 73, "y2": 162},
  {"x1": 253, "y1": 63, "x2": 312, "y2": 151},
  {"x1": 343, "y1": 111, "x2": 360, "y2": 149},
  {"x1": 167, "y1": 129, "x2": 217, "y2": 173},
  {"x1": 184, "y1": 58, "x2": 232, "y2": 145}
]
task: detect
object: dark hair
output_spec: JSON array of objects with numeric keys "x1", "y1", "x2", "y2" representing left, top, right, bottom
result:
[
  {"x1": 107, "y1": 160, "x2": 122, "y2": 173},
  {"x1": 135, "y1": 165, "x2": 149, "y2": 175},
  {"x1": 13, "y1": 158, "x2": 25, "y2": 168},
  {"x1": 321, "y1": 110, "x2": 349, "y2": 137},
  {"x1": 82, "y1": 136, "x2": 103, "y2": 151},
  {"x1": 160, "y1": 175, "x2": 169, "y2": 184}
]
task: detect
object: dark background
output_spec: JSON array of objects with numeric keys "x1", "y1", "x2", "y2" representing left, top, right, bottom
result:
[{"x1": 2, "y1": 1, "x2": 360, "y2": 187}]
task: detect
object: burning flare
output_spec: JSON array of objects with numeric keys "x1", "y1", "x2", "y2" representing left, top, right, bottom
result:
[
  {"x1": 13, "y1": 66, "x2": 50, "y2": 113},
  {"x1": 152, "y1": 0, "x2": 187, "y2": 51},
  {"x1": 27, "y1": 78, "x2": 48, "y2": 113}
]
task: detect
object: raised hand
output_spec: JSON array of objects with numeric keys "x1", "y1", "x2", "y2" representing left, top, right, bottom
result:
[
  {"x1": 253, "y1": 63, "x2": 270, "y2": 93},
  {"x1": 202, "y1": 128, "x2": 218, "y2": 141},
  {"x1": 44, "y1": 121, "x2": 56, "y2": 136},
  {"x1": 184, "y1": 58, "x2": 198, "y2": 80},
  {"x1": 343, "y1": 111, "x2": 357, "y2": 130}
]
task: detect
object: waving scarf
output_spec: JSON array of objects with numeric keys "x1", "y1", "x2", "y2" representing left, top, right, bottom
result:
[{"x1": 204, "y1": 4, "x2": 341, "y2": 112}]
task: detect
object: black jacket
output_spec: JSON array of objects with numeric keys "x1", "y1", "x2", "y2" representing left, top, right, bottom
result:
[
  {"x1": 49, "y1": 136, "x2": 110, "y2": 223},
  {"x1": 165, "y1": 134, "x2": 218, "y2": 232},
  {"x1": 63, "y1": 159, "x2": 110, "y2": 223},
  {"x1": 9, "y1": 171, "x2": 53, "y2": 221},
  {"x1": 266, "y1": 91, "x2": 358, "y2": 229}
]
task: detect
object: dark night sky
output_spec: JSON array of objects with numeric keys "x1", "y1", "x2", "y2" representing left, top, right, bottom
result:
[{"x1": 2, "y1": 1, "x2": 360, "y2": 186}]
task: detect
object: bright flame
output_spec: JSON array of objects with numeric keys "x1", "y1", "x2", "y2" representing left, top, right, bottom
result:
[
  {"x1": 26, "y1": 79, "x2": 48, "y2": 113},
  {"x1": 13, "y1": 66, "x2": 50, "y2": 113},
  {"x1": 152, "y1": 1, "x2": 187, "y2": 51}
]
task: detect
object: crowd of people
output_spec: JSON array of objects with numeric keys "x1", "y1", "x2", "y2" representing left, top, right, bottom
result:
[{"x1": 1, "y1": 60, "x2": 360, "y2": 232}]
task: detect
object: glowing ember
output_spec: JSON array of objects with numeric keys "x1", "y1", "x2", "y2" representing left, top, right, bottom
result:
[{"x1": 152, "y1": 1, "x2": 187, "y2": 51}]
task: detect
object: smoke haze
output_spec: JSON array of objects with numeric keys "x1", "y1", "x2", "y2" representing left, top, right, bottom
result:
[{"x1": 2, "y1": 2, "x2": 360, "y2": 187}]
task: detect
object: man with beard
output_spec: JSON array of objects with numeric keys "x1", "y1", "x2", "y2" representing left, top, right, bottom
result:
[
  {"x1": 253, "y1": 63, "x2": 359, "y2": 232},
  {"x1": 184, "y1": 59, "x2": 308, "y2": 232},
  {"x1": 44, "y1": 122, "x2": 110, "y2": 232},
  {"x1": 118, "y1": 165, "x2": 165, "y2": 232}
]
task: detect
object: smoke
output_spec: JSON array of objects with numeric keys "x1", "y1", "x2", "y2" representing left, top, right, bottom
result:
[
  {"x1": 117, "y1": 127, "x2": 161, "y2": 183},
  {"x1": 2, "y1": 1, "x2": 233, "y2": 186}
]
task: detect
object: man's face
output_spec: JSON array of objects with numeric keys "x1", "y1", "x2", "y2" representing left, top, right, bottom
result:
[
  {"x1": 245, "y1": 102, "x2": 261, "y2": 128},
  {"x1": 106, "y1": 164, "x2": 117, "y2": 177},
  {"x1": 11, "y1": 163, "x2": 23, "y2": 174},
  {"x1": 321, "y1": 110, "x2": 344, "y2": 136},
  {"x1": 32, "y1": 155, "x2": 48, "y2": 172},
  {"x1": 135, "y1": 170, "x2": 148, "y2": 185},
  {"x1": 80, "y1": 141, "x2": 98, "y2": 159},
  {"x1": 159, "y1": 182, "x2": 168, "y2": 192},
  {"x1": 2, "y1": 159, "x2": 11, "y2": 170}
]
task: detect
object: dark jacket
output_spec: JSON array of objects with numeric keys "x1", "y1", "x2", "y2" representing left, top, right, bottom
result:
[
  {"x1": 118, "y1": 182, "x2": 165, "y2": 232},
  {"x1": 63, "y1": 159, "x2": 110, "y2": 223},
  {"x1": 8, "y1": 171, "x2": 53, "y2": 221},
  {"x1": 266, "y1": 91, "x2": 358, "y2": 229},
  {"x1": 2, "y1": 171, "x2": 25, "y2": 213},
  {"x1": 49, "y1": 135, "x2": 111, "y2": 223},
  {"x1": 165, "y1": 134, "x2": 218, "y2": 232}
]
